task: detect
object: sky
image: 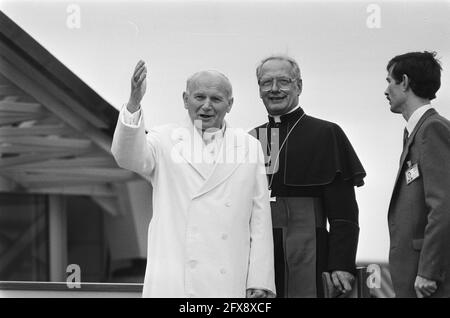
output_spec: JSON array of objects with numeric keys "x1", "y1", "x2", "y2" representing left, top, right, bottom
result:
[{"x1": 1, "y1": 0, "x2": 449, "y2": 263}]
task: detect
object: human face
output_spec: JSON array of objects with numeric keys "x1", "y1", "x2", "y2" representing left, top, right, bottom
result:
[
  {"x1": 385, "y1": 66, "x2": 406, "y2": 114},
  {"x1": 258, "y1": 59, "x2": 301, "y2": 116},
  {"x1": 183, "y1": 73, "x2": 233, "y2": 131}
]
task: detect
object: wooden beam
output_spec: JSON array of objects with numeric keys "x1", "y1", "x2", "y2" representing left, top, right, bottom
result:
[
  {"x1": 0, "y1": 115, "x2": 44, "y2": 126},
  {"x1": 0, "y1": 112, "x2": 44, "y2": 118},
  {"x1": 0, "y1": 145, "x2": 94, "y2": 154},
  {"x1": 2, "y1": 96, "x2": 20, "y2": 102},
  {"x1": 26, "y1": 184, "x2": 116, "y2": 197},
  {"x1": 1, "y1": 156, "x2": 117, "y2": 169},
  {"x1": 49, "y1": 195, "x2": 68, "y2": 282},
  {"x1": 0, "y1": 175, "x2": 21, "y2": 192},
  {"x1": 0, "y1": 84, "x2": 25, "y2": 96},
  {"x1": 10, "y1": 172, "x2": 134, "y2": 184},
  {"x1": 0, "y1": 101, "x2": 43, "y2": 113},
  {"x1": 0, "y1": 106, "x2": 51, "y2": 125},
  {"x1": 0, "y1": 213, "x2": 47, "y2": 275},
  {"x1": 36, "y1": 116, "x2": 64, "y2": 126},
  {"x1": 91, "y1": 197, "x2": 119, "y2": 216},
  {"x1": 0, "y1": 72, "x2": 12, "y2": 84},
  {"x1": 25, "y1": 167, "x2": 134, "y2": 176},
  {"x1": 112, "y1": 183, "x2": 131, "y2": 217},
  {"x1": 0, "y1": 136, "x2": 92, "y2": 148},
  {"x1": 19, "y1": 179, "x2": 120, "y2": 189},
  {"x1": 16, "y1": 167, "x2": 134, "y2": 179},
  {"x1": 0, "y1": 148, "x2": 95, "y2": 168},
  {"x1": 0, "y1": 142, "x2": 93, "y2": 154}
]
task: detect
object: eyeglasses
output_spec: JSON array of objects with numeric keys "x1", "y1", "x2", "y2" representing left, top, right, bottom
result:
[{"x1": 258, "y1": 77, "x2": 297, "y2": 91}]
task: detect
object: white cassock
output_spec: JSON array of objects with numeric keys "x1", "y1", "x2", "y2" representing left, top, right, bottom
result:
[{"x1": 111, "y1": 107, "x2": 275, "y2": 298}]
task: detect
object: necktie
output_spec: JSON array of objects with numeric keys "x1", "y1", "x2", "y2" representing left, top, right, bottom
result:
[{"x1": 403, "y1": 128, "x2": 409, "y2": 147}]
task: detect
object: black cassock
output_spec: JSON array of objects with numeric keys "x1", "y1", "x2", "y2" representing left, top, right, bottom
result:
[{"x1": 250, "y1": 107, "x2": 366, "y2": 297}]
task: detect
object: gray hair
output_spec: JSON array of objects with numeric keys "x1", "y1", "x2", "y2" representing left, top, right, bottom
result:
[
  {"x1": 256, "y1": 55, "x2": 302, "y2": 83},
  {"x1": 186, "y1": 70, "x2": 233, "y2": 100}
]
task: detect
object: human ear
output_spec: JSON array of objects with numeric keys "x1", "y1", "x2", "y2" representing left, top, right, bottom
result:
[
  {"x1": 297, "y1": 79, "x2": 303, "y2": 95},
  {"x1": 401, "y1": 74, "x2": 410, "y2": 92}
]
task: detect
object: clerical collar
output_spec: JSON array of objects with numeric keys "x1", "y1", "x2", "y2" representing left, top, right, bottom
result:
[{"x1": 268, "y1": 106, "x2": 304, "y2": 125}]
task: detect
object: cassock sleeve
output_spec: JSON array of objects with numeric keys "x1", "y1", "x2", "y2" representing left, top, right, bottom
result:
[
  {"x1": 246, "y1": 140, "x2": 277, "y2": 297},
  {"x1": 323, "y1": 175, "x2": 359, "y2": 274}
]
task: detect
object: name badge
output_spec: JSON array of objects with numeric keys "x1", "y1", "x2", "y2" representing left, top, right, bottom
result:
[{"x1": 405, "y1": 163, "x2": 420, "y2": 185}]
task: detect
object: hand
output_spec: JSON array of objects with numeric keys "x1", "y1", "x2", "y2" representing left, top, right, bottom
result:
[
  {"x1": 128, "y1": 60, "x2": 147, "y2": 112},
  {"x1": 246, "y1": 288, "x2": 268, "y2": 298},
  {"x1": 414, "y1": 275, "x2": 437, "y2": 298},
  {"x1": 331, "y1": 270, "x2": 355, "y2": 295}
]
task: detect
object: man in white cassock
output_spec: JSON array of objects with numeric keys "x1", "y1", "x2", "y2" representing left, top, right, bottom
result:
[{"x1": 111, "y1": 61, "x2": 275, "y2": 298}]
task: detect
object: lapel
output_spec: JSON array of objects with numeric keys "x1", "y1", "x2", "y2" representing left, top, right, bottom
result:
[
  {"x1": 193, "y1": 126, "x2": 247, "y2": 199},
  {"x1": 393, "y1": 108, "x2": 437, "y2": 190},
  {"x1": 173, "y1": 117, "x2": 210, "y2": 179}
]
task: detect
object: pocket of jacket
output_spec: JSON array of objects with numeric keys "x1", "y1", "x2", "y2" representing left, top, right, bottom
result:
[{"x1": 412, "y1": 239, "x2": 424, "y2": 251}]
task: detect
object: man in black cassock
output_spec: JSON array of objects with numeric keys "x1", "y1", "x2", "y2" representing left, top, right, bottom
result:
[{"x1": 250, "y1": 55, "x2": 366, "y2": 298}]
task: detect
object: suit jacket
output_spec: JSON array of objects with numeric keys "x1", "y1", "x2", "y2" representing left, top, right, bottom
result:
[
  {"x1": 388, "y1": 108, "x2": 450, "y2": 298},
  {"x1": 111, "y1": 111, "x2": 275, "y2": 298}
]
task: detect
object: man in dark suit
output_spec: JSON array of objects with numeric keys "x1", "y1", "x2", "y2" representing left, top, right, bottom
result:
[
  {"x1": 386, "y1": 51, "x2": 450, "y2": 298},
  {"x1": 250, "y1": 55, "x2": 366, "y2": 297}
]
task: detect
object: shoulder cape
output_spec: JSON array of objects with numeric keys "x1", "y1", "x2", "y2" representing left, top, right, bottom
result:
[{"x1": 252, "y1": 112, "x2": 366, "y2": 187}]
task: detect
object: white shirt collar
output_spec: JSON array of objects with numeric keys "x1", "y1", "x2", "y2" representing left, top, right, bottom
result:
[
  {"x1": 187, "y1": 116, "x2": 226, "y2": 145},
  {"x1": 271, "y1": 105, "x2": 301, "y2": 123},
  {"x1": 202, "y1": 123, "x2": 226, "y2": 144},
  {"x1": 406, "y1": 104, "x2": 432, "y2": 136}
]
